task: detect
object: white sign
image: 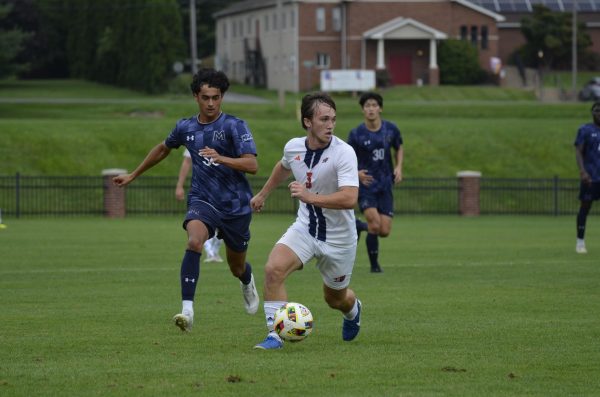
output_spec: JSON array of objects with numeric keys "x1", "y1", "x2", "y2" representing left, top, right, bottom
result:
[{"x1": 320, "y1": 70, "x2": 376, "y2": 92}]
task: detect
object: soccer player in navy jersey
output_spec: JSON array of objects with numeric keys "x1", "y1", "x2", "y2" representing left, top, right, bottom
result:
[
  {"x1": 347, "y1": 92, "x2": 403, "y2": 273},
  {"x1": 574, "y1": 101, "x2": 600, "y2": 254},
  {"x1": 250, "y1": 92, "x2": 362, "y2": 350},
  {"x1": 113, "y1": 68, "x2": 260, "y2": 331},
  {"x1": 176, "y1": 149, "x2": 224, "y2": 263}
]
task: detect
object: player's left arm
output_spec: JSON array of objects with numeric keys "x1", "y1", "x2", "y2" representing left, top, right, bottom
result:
[
  {"x1": 290, "y1": 144, "x2": 358, "y2": 209},
  {"x1": 394, "y1": 144, "x2": 404, "y2": 184},
  {"x1": 289, "y1": 183, "x2": 358, "y2": 209},
  {"x1": 199, "y1": 147, "x2": 258, "y2": 174}
]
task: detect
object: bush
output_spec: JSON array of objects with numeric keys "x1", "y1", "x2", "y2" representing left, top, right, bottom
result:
[{"x1": 438, "y1": 39, "x2": 486, "y2": 85}]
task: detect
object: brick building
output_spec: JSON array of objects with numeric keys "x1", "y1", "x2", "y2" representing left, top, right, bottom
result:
[{"x1": 213, "y1": 0, "x2": 599, "y2": 92}]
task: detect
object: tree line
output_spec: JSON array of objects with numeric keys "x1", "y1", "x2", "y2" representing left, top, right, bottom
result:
[{"x1": 0, "y1": 0, "x2": 240, "y2": 93}]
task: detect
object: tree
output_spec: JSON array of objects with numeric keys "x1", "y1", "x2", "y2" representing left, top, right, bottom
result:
[
  {"x1": 438, "y1": 39, "x2": 485, "y2": 85},
  {"x1": 518, "y1": 5, "x2": 592, "y2": 70},
  {"x1": 0, "y1": 3, "x2": 32, "y2": 78}
]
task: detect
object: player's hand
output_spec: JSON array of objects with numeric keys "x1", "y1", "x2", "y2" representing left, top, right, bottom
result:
[
  {"x1": 289, "y1": 181, "x2": 312, "y2": 203},
  {"x1": 393, "y1": 168, "x2": 403, "y2": 184},
  {"x1": 358, "y1": 169, "x2": 373, "y2": 186},
  {"x1": 251, "y1": 195, "x2": 266, "y2": 212},
  {"x1": 581, "y1": 170, "x2": 592, "y2": 186},
  {"x1": 113, "y1": 173, "x2": 134, "y2": 187},
  {"x1": 175, "y1": 186, "x2": 185, "y2": 201},
  {"x1": 199, "y1": 146, "x2": 222, "y2": 164}
]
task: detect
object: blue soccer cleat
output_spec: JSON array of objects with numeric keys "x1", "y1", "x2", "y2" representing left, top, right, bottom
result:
[
  {"x1": 254, "y1": 334, "x2": 283, "y2": 350},
  {"x1": 342, "y1": 299, "x2": 362, "y2": 341}
]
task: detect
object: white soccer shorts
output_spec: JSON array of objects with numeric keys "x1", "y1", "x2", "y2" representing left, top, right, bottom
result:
[{"x1": 276, "y1": 223, "x2": 356, "y2": 290}]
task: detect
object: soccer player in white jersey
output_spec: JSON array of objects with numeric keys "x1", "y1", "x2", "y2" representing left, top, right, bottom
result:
[
  {"x1": 251, "y1": 92, "x2": 362, "y2": 350},
  {"x1": 176, "y1": 149, "x2": 223, "y2": 262}
]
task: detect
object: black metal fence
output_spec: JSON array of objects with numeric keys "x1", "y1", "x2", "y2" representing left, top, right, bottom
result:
[{"x1": 0, "y1": 173, "x2": 595, "y2": 218}]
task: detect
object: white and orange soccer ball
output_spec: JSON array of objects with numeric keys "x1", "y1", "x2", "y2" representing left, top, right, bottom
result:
[{"x1": 273, "y1": 302, "x2": 313, "y2": 342}]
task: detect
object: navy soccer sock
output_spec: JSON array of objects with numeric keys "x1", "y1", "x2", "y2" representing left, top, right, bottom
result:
[
  {"x1": 356, "y1": 219, "x2": 368, "y2": 241},
  {"x1": 180, "y1": 250, "x2": 201, "y2": 301},
  {"x1": 366, "y1": 233, "x2": 379, "y2": 268},
  {"x1": 239, "y1": 262, "x2": 252, "y2": 285},
  {"x1": 355, "y1": 218, "x2": 368, "y2": 233},
  {"x1": 577, "y1": 206, "x2": 590, "y2": 239}
]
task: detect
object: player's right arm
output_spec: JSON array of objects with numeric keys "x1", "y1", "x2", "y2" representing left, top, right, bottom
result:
[
  {"x1": 175, "y1": 155, "x2": 192, "y2": 200},
  {"x1": 575, "y1": 143, "x2": 592, "y2": 185},
  {"x1": 113, "y1": 142, "x2": 172, "y2": 187},
  {"x1": 251, "y1": 161, "x2": 291, "y2": 212}
]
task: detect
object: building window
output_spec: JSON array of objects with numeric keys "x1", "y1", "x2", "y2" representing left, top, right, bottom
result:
[
  {"x1": 233, "y1": 19, "x2": 237, "y2": 37},
  {"x1": 316, "y1": 52, "x2": 330, "y2": 68},
  {"x1": 481, "y1": 25, "x2": 488, "y2": 50},
  {"x1": 264, "y1": 15, "x2": 269, "y2": 32},
  {"x1": 332, "y1": 7, "x2": 341, "y2": 32},
  {"x1": 273, "y1": 12, "x2": 277, "y2": 30},
  {"x1": 291, "y1": 10, "x2": 295, "y2": 28},
  {"x1": 470, "y1": 26, "x2": 478, "y2": 46},
  {"x1": 247, "y1": 17, "x2": 252, "y2": 35},
  {"x1": 281, "y1": 11, "x2": 286, "y2": 30},
  {"x1": 460, "y1": 25, "x2": 467, "y2": 41},
  {"x1": 316, "y1": 7, "x2": 325, "y2": 32},
  {"x1": 223, "y1": 22, "x2": 228, "y2": 39}
]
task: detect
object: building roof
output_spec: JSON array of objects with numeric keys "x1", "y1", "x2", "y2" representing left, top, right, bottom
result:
[
  {"x1": 214, "y1": 0, "x2": 505, "y2": 20},
  {"x1": 363, "y1": 17, "x2": 449, "y2": 40},
  {"x1": 466, "y1": 0, "x2": 600, "y2": 13}
]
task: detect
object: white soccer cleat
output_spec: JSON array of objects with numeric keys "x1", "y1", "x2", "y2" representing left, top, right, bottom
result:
[
  {"x1": 173, "y1": 312, "x2": 193, "y2": 332},
  {"x1": 241, "y1": 274, "x2": 259, "y2": 314},
  {"x1": 576, "y1": 241, "x2": 588, "y2": 254},
  {"x1": 204, "y1": 255, "x2": 215, "y2": 263},
  {"x1": 213, "y1": 254, "x2": 223, "y2": 263}
]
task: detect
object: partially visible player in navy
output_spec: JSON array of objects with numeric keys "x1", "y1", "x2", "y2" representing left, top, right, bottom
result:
[
  {"x1": 574, "y1": 101, "x2": 600, "y2": 254},
  {"x1": 347, "y1": 92, "x2": 403, "y2": 273},
  {"x1": 113, "y1": 68, "x2": 260, "y2": 331}
]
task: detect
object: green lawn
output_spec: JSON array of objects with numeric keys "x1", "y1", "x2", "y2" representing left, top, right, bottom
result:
[
  {"x1": 0, "y1": 79, "x2": 592, "y2": 179},
  {"x1": 0, "y1": 215, "x2": 598, "y2": 396}
]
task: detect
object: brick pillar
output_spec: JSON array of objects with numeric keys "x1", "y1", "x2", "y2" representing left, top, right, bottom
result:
[
  {"x1": 102, "y1": 168, "x2": 127, "y2": 218},
  {"x1": 429, "y1": 67, "x2": 439, "y2": 86},
  {"x1": 457, "y1": 171, "x2": 481, "y2": 216}
]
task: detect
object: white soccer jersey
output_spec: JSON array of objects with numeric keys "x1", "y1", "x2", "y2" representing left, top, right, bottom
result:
[{"x1": 281, "y1": 135, "x2": 359, "y2": 246}]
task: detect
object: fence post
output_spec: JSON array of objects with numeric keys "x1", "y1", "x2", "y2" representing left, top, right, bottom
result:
[
  {"x1": 457, "y1": 170, "x2": 481, "y2": 216},
  {"x1": 102, "y1": 169, "x2": 127, "y2": 218},
  {"x1": 15, "y1": 172, "x2": 20, "y2": 219},
  {"x1": 553, "y1": 175, "x2": 559, "y2": 216}
]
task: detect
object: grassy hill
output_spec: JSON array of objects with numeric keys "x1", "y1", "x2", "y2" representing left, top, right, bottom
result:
[{"x1": 0, "y1": 78, "x2": 592, "y2": 179}]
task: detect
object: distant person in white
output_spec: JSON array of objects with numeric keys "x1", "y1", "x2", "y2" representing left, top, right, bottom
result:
[
  {"x1": 250, "y1": 92, "x2": 363, "y2": 350},
  {"x1": 176, "y1": 149, "x2": 223, "y2": 262}
]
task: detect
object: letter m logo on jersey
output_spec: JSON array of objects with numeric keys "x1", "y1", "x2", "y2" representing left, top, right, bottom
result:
[{"x1": 213, "y1": 130, "x2": 225, "y2": 141}]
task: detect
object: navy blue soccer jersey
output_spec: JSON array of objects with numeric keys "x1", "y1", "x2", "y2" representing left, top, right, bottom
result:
[
  {"x1": 574, "y1": 123, "x2": 600, "y2": 182},
  {"x1": 347, "y1": 120, "x2": 402, "y2": 191},
  {"x1": 165, "y1": 112, "x2": 257, "y2": 216}
]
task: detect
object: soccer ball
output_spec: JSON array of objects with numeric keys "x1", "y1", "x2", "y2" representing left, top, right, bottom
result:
[{"x1": 273, "y1": 302, "x2": 313, "y2": 342}]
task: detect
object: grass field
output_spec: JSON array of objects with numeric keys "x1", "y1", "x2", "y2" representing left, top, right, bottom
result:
[
  {"x1": 1, "y1": 215, "x2": 598, "y2": 396},
  {"x1": 0, "y1": 79, "x2": 593, "y2": 179}
]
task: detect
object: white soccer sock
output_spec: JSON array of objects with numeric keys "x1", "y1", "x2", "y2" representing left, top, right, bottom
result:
[
  {"x1": 182, "y1": 300, "x2": 194, "y2": 316},
  {"x1": 343, "y1": 299, "x2": 359, "y2": 320},
  {"x1": 264, "y1": 301, "x2": 287, "y2": 332},
  {"x1": 214, "y1": 238, "x2": 223, "y2": 251}
]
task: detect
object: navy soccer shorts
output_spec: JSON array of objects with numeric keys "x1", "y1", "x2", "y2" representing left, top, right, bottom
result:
[
  {"x1": 579, "y1": 181, "x2": 600, "y2": 202},
  {"x1": 183, "y1": 199, "x2": 251, "y2": 252},
  {"x1": 358, "y1": 186, "x2": 394, "y2": 217}
]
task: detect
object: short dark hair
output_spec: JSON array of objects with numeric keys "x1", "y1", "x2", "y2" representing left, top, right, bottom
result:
[
  {"x1": 592, "y1": 101, "x2": 600, "y2": 113},
  {"x1": 359, "y1": 91, "x2": 383, "y2": 108},
  {"x1": 300, "y1": 92, "x2": 336, "y2": 130},
  {"x1": 190, "y1": 68, "x2": 230, "y2": 95}
]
